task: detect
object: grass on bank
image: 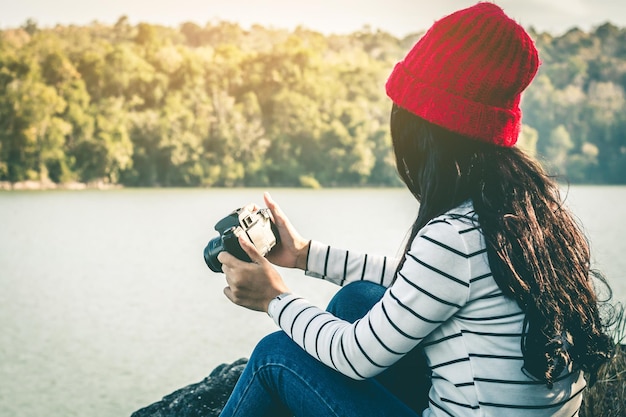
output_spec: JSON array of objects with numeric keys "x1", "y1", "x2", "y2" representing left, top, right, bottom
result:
[{"x1": 580, "y1": 303, "x2": 626, "y2": 417}]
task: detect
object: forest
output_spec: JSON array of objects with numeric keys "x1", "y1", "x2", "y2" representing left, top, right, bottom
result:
[{"x1": 1, "y1": 17, "x2": 625, "y2": 187}]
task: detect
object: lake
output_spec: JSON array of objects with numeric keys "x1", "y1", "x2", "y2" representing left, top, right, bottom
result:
[{"x1": 0, "y1": 187, "x2": 624, "y2": 417}]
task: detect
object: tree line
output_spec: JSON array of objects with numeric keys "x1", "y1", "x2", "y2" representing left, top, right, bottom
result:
[{"x1": 0, "y1": 17, "x2": 625, "y2": 187}]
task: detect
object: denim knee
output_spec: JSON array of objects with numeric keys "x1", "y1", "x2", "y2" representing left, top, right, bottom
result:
[
  {"x1": 253, "y1": 331, "x2": 290, "y2": 354},
  {"x1": 326, "y1": 281, "x2": 387, "y2": 323},
  {"x1": 248, "y1": 331, "x2": 303, "y2": 367}
]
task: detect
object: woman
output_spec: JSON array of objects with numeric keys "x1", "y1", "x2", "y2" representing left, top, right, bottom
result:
[{"x1": 217, "y1": 3, "x2": 614, "y2": 416}]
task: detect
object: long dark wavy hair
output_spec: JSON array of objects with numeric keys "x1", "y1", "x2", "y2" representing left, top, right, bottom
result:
[{"x1": 390, "y1": 104, "x2": 614, "y2": 387}]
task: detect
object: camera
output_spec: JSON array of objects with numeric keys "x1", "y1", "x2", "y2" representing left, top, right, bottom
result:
[{"x1": 204, "y1": 206, "x2": 280, "y2": 273}]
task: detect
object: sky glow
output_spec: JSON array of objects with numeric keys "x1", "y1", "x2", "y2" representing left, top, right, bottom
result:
[{"x1": 2, "y1": 0, "x2": 625, "y2": 36}]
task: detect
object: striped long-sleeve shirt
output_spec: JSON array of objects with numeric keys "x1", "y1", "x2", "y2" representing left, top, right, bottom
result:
[{"x1": 268, "y1": 202, "x2": 586, "y2": 417}]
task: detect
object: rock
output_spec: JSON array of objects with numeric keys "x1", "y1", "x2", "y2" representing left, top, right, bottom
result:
[{"x1": 131, "y1": 358, "x2": 248, "y2": 417}]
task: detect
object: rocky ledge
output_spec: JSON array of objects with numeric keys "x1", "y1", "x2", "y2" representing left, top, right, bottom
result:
[{"x1": 131, "y1": 358, "x2": 247, "y2": 417}]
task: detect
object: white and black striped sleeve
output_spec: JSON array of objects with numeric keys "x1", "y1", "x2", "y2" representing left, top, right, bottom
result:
[
  {"x1": 271, "y1": 219, "x2": 473, "y2": 380},
  {"x1": 305, "y1": 240, "x2": 400, "y2": 287}
]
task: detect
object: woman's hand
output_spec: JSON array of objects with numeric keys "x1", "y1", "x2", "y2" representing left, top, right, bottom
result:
[
  {"x1": 263, "y1": 192, "x2": 310, "y2": 270},
  {"x1": 218, "y1": 234, "x2": 290, "y2": 312}
]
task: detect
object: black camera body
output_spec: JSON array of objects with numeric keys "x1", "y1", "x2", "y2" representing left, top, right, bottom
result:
[{"x1": 204, "y1": 206, "x2": 279, "y2": 273}]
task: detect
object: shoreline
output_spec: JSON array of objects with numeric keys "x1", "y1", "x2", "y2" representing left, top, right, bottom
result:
[
  {"x1": 1, "y1": 181, "x2": 624, "y2": 191},
  {"x1": 0, "y1": 180, "x2": 123, "y2": 191}
]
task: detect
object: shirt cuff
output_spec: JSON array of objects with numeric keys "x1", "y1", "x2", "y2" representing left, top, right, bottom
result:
[
  {"x1": 267, "y1": 292, "x2": 295, "y2": 321},
  {"x1": 305, "y1": 240, "x2": 328, "y2": 279}
]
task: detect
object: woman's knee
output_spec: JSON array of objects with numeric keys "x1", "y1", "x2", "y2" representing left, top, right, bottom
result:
[
  {"x1": 253, "y1": 331, "x2": 293, "y2": 356},
  {"x1": 248, "y1": 331, "x2": 308, "y2": 369},
  {"x1": 326, "y1": 281, "x2": 387, "y2": 322}
]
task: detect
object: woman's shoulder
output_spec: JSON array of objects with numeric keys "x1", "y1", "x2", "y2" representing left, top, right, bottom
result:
[
  {"x1": 414, "y1": 201, "x2": 483, "y2": 256},
  {"x1": 426, "y1": 200, "x2": 479, "y2": 231}
]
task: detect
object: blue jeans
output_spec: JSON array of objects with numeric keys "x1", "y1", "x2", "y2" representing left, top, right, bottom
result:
[{"x1": 219, "y1": 281, "x2": 430, "y2": 417}]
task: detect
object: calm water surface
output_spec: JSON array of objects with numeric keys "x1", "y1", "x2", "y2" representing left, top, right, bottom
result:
[{"x1": 0, "y1": 187, "x2": 624, "y2": 417}]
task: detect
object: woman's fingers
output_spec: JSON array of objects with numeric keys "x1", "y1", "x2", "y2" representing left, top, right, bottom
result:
[
  {"x1": 264, "y1": 192, "x2": 288, "y2": 227},
  {"x1": 238, "y1": 235, "x2": 265, "y2": 264},
  {"x1": 217, "y1": 250, "x2": 237, "y2": 268}
]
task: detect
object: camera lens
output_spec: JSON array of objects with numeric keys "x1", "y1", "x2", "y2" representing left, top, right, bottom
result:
[{"x1": 204, "y1": 237, "x2": 225, "y2": 272}]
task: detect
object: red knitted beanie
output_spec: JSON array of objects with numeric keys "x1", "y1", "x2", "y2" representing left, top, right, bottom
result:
[{"x1": 386, "y1": 2, "x2": 540, "y2": 147}]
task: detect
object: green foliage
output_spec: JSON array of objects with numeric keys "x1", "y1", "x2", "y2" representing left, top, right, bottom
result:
[
  {"x1": 1, "y1": 20, "x2": 625, "y2": 186},
  {"x1": 526, "y1": 26, "x2": 626, "y2": 183}
]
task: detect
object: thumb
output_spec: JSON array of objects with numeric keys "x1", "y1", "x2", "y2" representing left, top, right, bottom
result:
[{"x1": 238, "y1": 234, "x2": 265, "y2": 264}]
